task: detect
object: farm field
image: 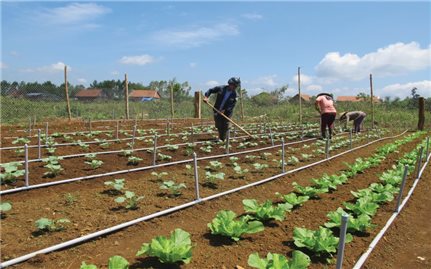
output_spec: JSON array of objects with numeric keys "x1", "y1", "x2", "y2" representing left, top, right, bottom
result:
[{"x1": 1, "y1": 119, "x2": 430, "y2": 269}]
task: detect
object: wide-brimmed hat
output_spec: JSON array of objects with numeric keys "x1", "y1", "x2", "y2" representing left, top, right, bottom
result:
[
  {"x1": 339, "y1": 111, "x2": 347, "y2": 119},
  {"x1": 316, "y1": 92, "x2": 333, "y2": 98}
]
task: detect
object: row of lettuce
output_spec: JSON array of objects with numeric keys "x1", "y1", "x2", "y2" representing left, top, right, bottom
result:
[{"x1": 76, "y1": 131, "x2": 427, "y2": 269}]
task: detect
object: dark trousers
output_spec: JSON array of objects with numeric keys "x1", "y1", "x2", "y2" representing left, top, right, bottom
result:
[
  {"x1": 214, "y1": 114, "x2": 229, "y2": 141},
  {"x1": 321, "y1": 113, "x2": 336, "y2": 138},
  {"x1": 353, "y1": 114, "x2": 366, "y2": 133}
]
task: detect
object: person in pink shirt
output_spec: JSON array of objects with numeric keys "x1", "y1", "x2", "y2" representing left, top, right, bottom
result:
[{"x1": 315, "y1": 93, "x2": 337, "y2": 139}]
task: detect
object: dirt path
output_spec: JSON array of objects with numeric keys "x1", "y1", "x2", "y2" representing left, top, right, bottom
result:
[{"x1": 363, "y1": 156, "x2": 431, "y2": 269}]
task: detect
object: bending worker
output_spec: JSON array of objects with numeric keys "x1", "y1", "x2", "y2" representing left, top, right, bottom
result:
[
  {"x1": 339, "y1": 111, "x2": 367, "y2": 133},
  {"x1": 315, "y1": 93, "x2": 337, "y2": 139},
  {"x1": 203, "y1": 77, "x2": 240, "y2": 141}
]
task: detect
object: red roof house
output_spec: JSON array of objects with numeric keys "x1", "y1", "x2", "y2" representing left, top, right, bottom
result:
[
  {"x1": 337, "y1": 96, "x2": 380, "y2": 103},
  {"x1": 129, "y1": 90, "x2": 161, "y2": 101},
  {"x1": 75, "y1": 88, "x2": 106, "y2": 101}
]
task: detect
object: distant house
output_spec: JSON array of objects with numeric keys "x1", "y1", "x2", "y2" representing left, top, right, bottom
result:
[
  {"x1": 129, "y1": 90, "x2": 161, "y2": 101},
  {"x1": 26, "y1": 92, "x2": 62, "y2": 101},
  {"x1": 75, "y1": 88, "x2": 105, "y2": 101},
  {"x1": 336, "y1": 96, "x2": 380, "y2": 103},
  {"x1": 290, "y1": 94, "x2": 311, "y2": 102}
]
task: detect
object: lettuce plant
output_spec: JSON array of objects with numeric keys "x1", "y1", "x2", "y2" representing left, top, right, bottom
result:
[
  {"x1": 151, "y1": 171, "x2": 168, "y2": 181},
  {"x1": 160, "y1": 180, "x2": 186, "y2": 196},
  {"x1": 12, "y1": 137, "x2": 31, "y2": 144},
  {"x1": 1, "y1": 162, "x2": 25, "y2": 184},
  {"x1": 158, "y1": 153, "x2": 172, "y2": 161},
  {"x1": 276, "y1": 193, "x2": 309, "y2": 208},
  {"x1": 243, "y1": 199, "x2": 292, "y2": 222},
  {"x1": 253, "y1": 163, "x2": 269, "y2": 171},
  {"x1": 35, "y1": 217, "x2": 70, "y2": 233},
  {"x1": 115, "y1": 191, "x2": 144, "y2": 210},
  {"x1": 136, "y1": 228, "x2": 192, "y2": 264},
  {"x1": 248, "y1": 250, "x2": 311, "y2": 269},
  {"x1": 208, "y1": 210, "x2": 264, "y2": 241},
  {"x1": 85, "y1": 159, "x2": 103, "y2": 169},
  {"x1": 205, "y1": 161, "x2": 223, "y2": 171},
  {"x1": 205, "y1": 171, "x2": 225, "y2": 184},
  {"x1": 44, "y1": 163, "x2": 64, "y2": 177},
  {"x1": 233, "y1": 165, "x2": 249, "y2": 178},
  {"x1": 292, "y1": 182, "x2": 328, "y2": 198},
  {"x1": 120, "y1": 150, "x2": 133, "y2": 157},
  {"x1": 104, "y1": 179, "x2": 126, "y2": 192},
  {"x1": 80, "y1": 256, "x2": 129, "y2": 269},
  {"x1": 0, "y1": 202, "x2": 12, "y2": 213},
  {"x1": 127, "y1": 156, "x2": 143, "y2": 165},
  {"x1": 324, "y1": 207, "x2": 375, "y2": 232},
  {"x1": 343, "y1": 197, "x2": 379, "y2": 217},
  {"x1": 293, "y1": 226, "x2": 352, "y2": 258}
]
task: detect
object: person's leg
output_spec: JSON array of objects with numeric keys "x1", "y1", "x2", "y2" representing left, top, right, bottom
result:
[
  {"x1": 218, "y1": 119, "x2": 229, "y2": 141},
  {"x1": 320, "y1": 115, "x2": 326, "y2": 138},
  {"x1": 327, "y1": 113, "x2": 336, "y2": 139},
  {"x1": 355, "y1": 115, "x2": 365, "y2": 132}
]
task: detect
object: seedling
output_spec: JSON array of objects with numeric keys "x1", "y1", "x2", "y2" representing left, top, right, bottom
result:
[
  {"x1": 80, "y1": 255, "x2": 129, "y2": 269},
  {"x1": 35, "y1": 217, "x2": 70, "y2": 233},
  {"x1": 12, "y1": 137, "x2": 30, "y2": 144},
  {"x1": 0, "y1": 202, "x2": 12, "y2": 214},
  {"x1": 128, "y1": 156, "x2": 143, "y2": 165},
  {"x1": 205, "y1": 161, "x2": 223, "y2": 171},
  {"x1": 1, "y1": 162, "x2": 25, "y2": 184},
  {"x1": 64, "y1": 193, "x2": 77, "y2": 206},
  {"x1": 85, "y1": 153, "x2": 97, "y2": 160},
  {"x1": 166, "y1": 144, "x2": 179, "y2": 151},
  {"x1": 85, "y1": 159, "x2": 103, "y2": 169},
  {"x1": 252, "y1": 163, "x2": 269, "y2": 171},
  {"x1": 233, "y1": 165, "x2": 249, "y2": 178},
  {"x1": 44, "y1": 163, "x2": 64, "y2": 177},
  {"x1": 205, "y1": 171, "x2": 225, "y2": 184},
  {"x1": 151, "y1": 171, "x2": 168, "y2": 181},
  {"x1": 115, "y1": 191, "x2": 144, "y2": 209},
  {"x1": 248, "y1": 251, "x2": 311, "y2": 269},
  {"x1": 158, "y1": 153, "x2": 172, "y2": 161},
  {"x1": 104, "y1": 178, "x2": 126, "y2": 192},
  {"x1": 120, "y1": 150, "x2": 133, "y2": 157},
  {"x1": 160, "y1": 180, "x2": 186, "y2": 196}
]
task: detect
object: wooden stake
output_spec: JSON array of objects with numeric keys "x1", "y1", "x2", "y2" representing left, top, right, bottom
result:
[
  {"x1": 370, "y1": 74, "x2": 375, "y2": 129},
  {"x1": 418, "y1": 97, "x2": 425, "y2": 130},
  {"x1": 170, "y1": 82, "x2": 174, "y2": 119},
  {"x1": 298, "y1": 67, "x2": 302, "y2": 126},
  {"x1": 125, "y1": 74, "x2": 129, "y2": 120},
  {"x1": 64, "y1": 65, "x2": 72, "y2": 120}
]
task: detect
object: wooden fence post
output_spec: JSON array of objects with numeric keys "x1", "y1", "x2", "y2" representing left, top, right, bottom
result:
[
  {"x1": 370, "y1": 74, "x2": 375, "y2": 129},
  {"x1": 170, "y1": 83, "x2": 174, "y2": 119},
  {"x1": 64, "y1": 65, "x2": 72, "y2": 120},
  {"x1": 239, "y1": 87, "x2": 245, "y2": 121},
  {"x1": 418, "y1": 97, "x2": 425, "y2": 130},
  {"x1": 124, "y1": 74, "x2": 129, "y2": 120},
  {"x1": 194, "y1": 91, "x2": 201, "y2": 119}
]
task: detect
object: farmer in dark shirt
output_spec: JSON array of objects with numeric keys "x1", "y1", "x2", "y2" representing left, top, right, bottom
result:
[
  {"x1": 339, "y1": 111, "x2": 367, "y2": 133},
  {"x1": 203, "y1": 77, "x2": 240, "y2": 141}
]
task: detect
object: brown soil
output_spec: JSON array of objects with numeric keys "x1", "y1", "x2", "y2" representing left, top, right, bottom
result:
[
  {"x1": 363, "y1": 157, "x2": 431, "y2": 269},
  {"x1": 1, "y1": 131, "x2": 427, "y2": 268}
]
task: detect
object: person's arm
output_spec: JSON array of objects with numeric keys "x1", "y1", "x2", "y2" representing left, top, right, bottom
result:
[
  {"x1": 203, "y1": 86, "x2": 222, "y2": 102},
  {"x1": 314, "y1": 100, "x2": 320, "y2": 113},
  {"x1": 223, "y1": 92, "x2": 237, "y2": 116},
  {"x1": 344, "y1": 113, "x2": 350, "y2": 129}
]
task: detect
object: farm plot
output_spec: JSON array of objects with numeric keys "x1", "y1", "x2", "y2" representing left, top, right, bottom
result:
[{"x1": 1, "y1": 129, "x2": 428, "y2": 268}]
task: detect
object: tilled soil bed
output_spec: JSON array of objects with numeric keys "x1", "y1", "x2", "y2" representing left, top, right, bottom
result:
[{"x1": 1, "y1": 131, "x2": 428, "y2": 268}]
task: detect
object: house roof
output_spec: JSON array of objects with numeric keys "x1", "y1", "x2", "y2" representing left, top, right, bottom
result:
[
  {"x1": 129, "y1": 90, "x2": 160, "y2": 99},
  {"x1": 291, "y1": 94, "x2": 311, "y2": 101},
  {"x1": 337, "y1": 96, "x2": 380, "y2": 102},
  {"x1": 75, "y1": 88, "x2": 103, "y2": 97}
]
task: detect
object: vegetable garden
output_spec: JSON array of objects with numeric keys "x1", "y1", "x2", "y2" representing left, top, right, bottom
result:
[{"x1": 1, "y1": 119, "x2": 430, "y2": 269}]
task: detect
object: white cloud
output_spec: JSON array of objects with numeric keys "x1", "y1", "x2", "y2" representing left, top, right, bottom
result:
[
  {"x1": 111, "y1": 71, "x2": 120, "y2": 75},
  {"x1": 38, "y1": 3, "x2": 110, "y2": 25},
  {"x1": 77, "y1": 78, "x2": 87, "y2": 84},
  {"x1": 251, "y1": 75, "x2": 279, "y2": 87},
  {"x1": 0, "y1": 62, "x2": 7, "y2": 69},
  {"x1": 316, "y1": 42, "x2": 431, "y2": 81},
  {"x1": 205, "y1": 80, "x2": 219, "y2": 88},
  {"x1": 119, "y1": 55, "x2": 155, "y2": 65},
  {"x1": 152, "y1": 23, "x2": 239, "y2": 48},
  {"x1": 241, "y1": 13, "x2": 263, "y2": 20},
  {"x1": 189, "y1": 62, "x2": 197, "y2": 68},
  {"x1": 292, "y1": 73, "x2": 313, "y2": 85},
  {"x1": 20, "y1": 62, "x2": 69, "y2": 73},
  {"x1": 306, "y1": 84, "x2": 323, "y2": 92},
  {"x1": 380, "y1": 80, "x2": 431, "y2": 98}
]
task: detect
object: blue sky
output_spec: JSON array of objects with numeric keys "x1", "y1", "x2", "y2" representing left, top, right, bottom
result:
[{"x1": 1, "y1": 1, "x2": 430, "y2": 99}]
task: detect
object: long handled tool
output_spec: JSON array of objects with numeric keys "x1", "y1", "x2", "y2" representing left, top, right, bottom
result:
[{"x1": 204, "y1": 101, "x2": 252, "y2": 137}]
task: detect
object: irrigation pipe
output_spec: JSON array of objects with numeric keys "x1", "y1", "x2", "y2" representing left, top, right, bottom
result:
[
  {"x1": 352, "y1": 150, "x2": 430, "y2": 269},
  {"x1": 0, "y1": 131, "x2": 408, "y2": 268},
  {"x1": 1, "y1": 127, "x2": 324, "y2": 165},
  {"x1": 0, "y1": 138, "x2": 317, "y2": 195}
]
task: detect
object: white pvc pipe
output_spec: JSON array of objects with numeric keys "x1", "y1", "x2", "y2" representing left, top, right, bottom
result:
[
  {"x1": 352, "y1": 152, "x2": 430, "y2": 269},
  {"x1": 336, "y1": 214, "x2": 349, "y2": 269}
]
